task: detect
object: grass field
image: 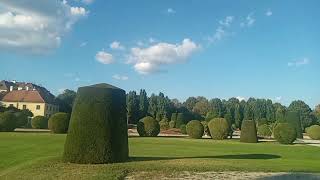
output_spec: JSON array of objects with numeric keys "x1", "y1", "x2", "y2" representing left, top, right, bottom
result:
[{"x1": 0, "y1": 132, "x2": 320, "y2": 179}]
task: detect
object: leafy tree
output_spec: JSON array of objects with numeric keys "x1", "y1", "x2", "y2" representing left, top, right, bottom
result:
[
  {"x1": 148, "y1": 94, "x2": 158, "y2": 118},
  {"x1": 56, "y1": 89, "x2": 76, "y2": 114},
  {"x1": 234, "y1": 103, "x2": 243, "y2": 128},
  {"x1": 244, "y1": 104, "x2": 254, "y2": 120},
  {"x1": 288, "y1": 100, "x2": 315, "y2": 130},
  {"x1": 126, "y1": 91, "x2": 140, "y2": 124},
  {"x1": 192, "y1": 98, "x2": 210, "y2": 116},
  {"x1": 139, "y1": 89, "x2": 148, "y2": 118},
  {"x1": 183, "y1": 97, "x2": 198, "y2": 112},
  {"x1": 209, "y1": 98, "x2": 224, "y2": 118}
]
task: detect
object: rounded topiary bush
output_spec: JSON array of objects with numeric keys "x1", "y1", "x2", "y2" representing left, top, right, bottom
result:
[
  {"x1": 48, "y1": 113, "x2": 70, "y2": 133},
  {"x1": 159, "y1": 120, "x2": 169, "y2": 131},
  {"x1": 137, "y1": 116, "x2": 160, "y2": 137},
  {"x1": 180, "y1": 124, "x2": 187, "y2": 134},
  {"x1": 285, "y1": 111, "x2": 303, "y2": 139},
  {"x1": 240, "y1": 120, "x2": 258, "y2": 143},
  {"x1": 0, "y1": 112, "x2": 16, "y2": 132},
  {"x1": 208, "y1": 118, "x2": 229, "y2": 140},
  {"x1": 169, "y1": 120, "x2": 175, "y2": 128},
  {"x1": 257, "y1": 124, "x2": 272, "y2": 138},
  {"x1": 186, "y1": 120, "x2": 204, "y2": 139},
  {"x1": 306, "y1": 125, "x2": 320, "y2": 140},
  {"x1": 274, "y1": 123, "x2": 297, "y2": 144},
  {"x1": 63, "y1": 83, "x2": 128, "y2": 164},
  {"x1": 31, "y1": 116, "x2": 48, "y2": 129}
]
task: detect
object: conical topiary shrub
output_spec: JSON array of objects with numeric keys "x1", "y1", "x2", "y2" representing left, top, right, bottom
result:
[
  {"x1": 63, "y1": 83, "x2": 128, "y2": 164},
  {"x1": 240, "y1": 120, "x2": 258, "y2": 143},
  {"x1": 285, "y1": 111, "x2": 303, "y2": 139}
]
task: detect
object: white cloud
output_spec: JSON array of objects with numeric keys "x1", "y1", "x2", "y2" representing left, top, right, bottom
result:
[
  {"x1": 0, "y1": 0, "x2": 87, "y2": 53},
  {"x1": 208, "y1": 16, "x2": 234, "y2": 43},
  {"x1": 112, "y1": 74, "x2": 129, "y2": 81},
  {"x1": 241, "y1": 13, "x2": 255, "y2": 27},
  {"x1": 58, "y1": 88, "x2": 66, "y2": 94},
  {"x1": 82, "y1": 0, "x2": 94, "y2": 5},
  {"x1": 219, "y1": 16, "x2": 234, "y2": 27},
  {"x1": 167, "y1": 8, "x2": 176, "y2": 14},
  {"x1": 95, "y1": 50, "x2": 114, "y2": 64},
  {"x1": 110, "y1": 41, "x2": 125, "y2": 50},
  {"x1": 288, "y1": 57, "x2": 310, "y2": 67},
  {"x1": 128, "y1": 39, "x2": 199, "y2": 74},
  {"x1": 275, "y1": 96, "x2": 282, "y2": 101},
  {"x1": 75, "y1": 77, "x2": 81, "y2": 82},
  {"x1": 266, "y1": 10, "x2": 273, "y2": 16},
  {"x1": 80, "y1": 42, "x2": 87, "y2": 47},
  {"x1": 236, "y1": 96, "x2": 246, "y2": 101}
]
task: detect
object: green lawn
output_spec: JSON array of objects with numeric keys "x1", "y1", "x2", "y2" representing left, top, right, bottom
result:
[{"x1": 0, "y1": 132, "x2": 319, "y2": 179}]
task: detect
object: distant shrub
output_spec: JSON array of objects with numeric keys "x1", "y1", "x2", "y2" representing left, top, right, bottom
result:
[
  {"x1": 274, "y1": 123, "x2": 297, "y2": 144},
  {"x1": 48, "y1": 113, "x2": 70, "y2": 133},
  {"x1": 285, "y1": 111, "x2": 303, "y2": 139},
  {"x1": 257, "y1": 124, "x2": 272, "y2": 138},
  {"x1": 201, "y1": 121, "x2": 211, "y2": 136},
  {"x1": 169, "y1": 121, "x2": 176, "y2": 128},
  {"x1": 159, "y1": 120, "x2": 169, "y2": 131},
  {"x1": 180, "y1": 124, "x2": 187, "y2": 134},
  {"x1": 208, "y1": 118, "x2": 229, "y2": 140},
  {"x1": 176, "y1": 113, "x2": 186, "y2": 128},
  {"x1": 171, "y1": 113, "x2": 177, "y2": 122},
  {"x1": 137, "y1": 116, "x2": 160, "y2": 137},
  {"x1": 306, "y1": 125, "x2": 320, "y2": 140},
  {"x1": 0, "y1": 112, "x2": 17, "y2": 132},
  {"x1": 14, "y1": 112, "x2": 28, "y2": 128},
  {"x1": 186, "y1": 120, "x2": 204, "y2": 139},
  {"x1": 31, "y1": 116, "x2": 48, "y2": 129},
  {"x1": 240, "y1": 120, "x2": 258, "y2": 143}
]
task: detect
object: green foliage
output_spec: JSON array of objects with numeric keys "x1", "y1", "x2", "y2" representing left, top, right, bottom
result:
[
  {"x1": 240, "y1": 120, "x2": 258, "y2": 143},
  {"x1": 31, "y1": 116, "x2": 48, "y2": 129},
  {"x1": 256, "y1": 118, "x2": 267, "y2": 127},
  {"x1": 186, "y1": 120, "x2": 204, "y2": 139},
  {"x1": 176, "y1": 113, "x2": 186, "y2": 128},
  {"x1": 201, "y1": 121, "x2": 211, "y2": 136},
  {"x1": 306, "y1": 125, "x2": 320, "y2": 140},
  {"x1": 14, "y1": 112, "x2": 28, "y2": 128},
  {"x1": 257, "y1": 124, "x2": 272, "y2": 138},
  {"x1": 137, "y1": 116, "x2": 160, "y2": 137},
  {"x1": 208, "y1": 118, "x2": 229, "y2": 140},
  {"x1": 56, "y1": 89, "x2": 76, "y2": 114},
  {"x1": 170, "y1": 113, "x2": 177, "y2": 122},
  {"x1": 285, "y1": 111, "x2": 303, "y2": 139},
  {"x1": 180, "y1": 124, "x2": 187, "y2": 134},
  {"x1": 205, "y1": 111, "x2": 218, "y2": 122},
  {"x1": 288, "y1": 100, "x2": 314, "y2": 130},
  {"x1": 183, "y1": 97, "x2": 198, "y2": 112},
  {"x1": 274, "y1": 123, "x2": 297, "y2": 144},
  {"x1": 159, "y1": 120, "x2": 169, "y2": 131},
  {"x1": 63, "y1": 83, "x2": 128, "y2": 164},
  {"x1": 48, "y1": 113, "x2": 70, "y2": 134},
  {"x1": 192, "y1": 99, "x2": 210, "y2": 116},
  {"x1": 139, "y1": 89, "x2": 149, "y2": 118},
  {"x1": 0, "y1": 112, "x2": 16, "y2": 132},
  {"x1": 169, "y1": 121, "x2": 175, "y2": 128},
  {"x1": 127, "y1": 91, "x2": 140, "y2": 124}
]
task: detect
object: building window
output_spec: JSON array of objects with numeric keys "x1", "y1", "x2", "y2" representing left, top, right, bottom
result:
[
  {"x1": 9, "y1": 104, "x2": 13, "y2": 107},
  {"x1": 23, "y1": 105, "x2": 27, "y2": 109},
  {"x1": 36, "y1": 105, "x2": 40, "y2": 110}
]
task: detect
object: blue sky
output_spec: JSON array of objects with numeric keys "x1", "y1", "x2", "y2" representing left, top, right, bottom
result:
[{"x1": 0, "y1": 0, "x2": 319, "y2": 108}]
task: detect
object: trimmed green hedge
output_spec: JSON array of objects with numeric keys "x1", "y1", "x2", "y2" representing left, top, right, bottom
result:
[
  {"x1": 257, "y1": 124, "x2": 272, "y2": 138},
  {"x1": 48, "y1": 113, "x2": 70, "y2": 134},
  {"x1": 169, "y1": 121, "x2": 175, "y2": 128},
  {"x1": 306, "y1": 125, "x2": 320, "y2": 140},
  {"x1": 176, "y1": 113, "x2": 185, "y2": 128},
  {"x1": 285, "y1": 111, "x2": 303, "y2": 139},
  {"x1": 0, "y1": 112, "x2": 16, "y2": 132},
  {"x1": 208, "y1": 118, "x2": 229, "y2": 140},
  {"x1": 137, "y1": 116, "x2": 160, "y2": 137},
  {"x1": 274, "y1": 123, "x2": 297, "y2": 144},
  {"x1": 31, "y1": 116, "x2": 48, "y2": 129},
  {"x1": 186, "y1": 120, "x2": 204, "y2": 139},
  {"x1": 63, "y1": 83, "x2": 128, "y2": 164},
  {"x1": 180, "y1": 124, "x2": 187, "y2": 134},
  {"x1": 240, "y1": 120, "x2": 258, "y2": 143}
]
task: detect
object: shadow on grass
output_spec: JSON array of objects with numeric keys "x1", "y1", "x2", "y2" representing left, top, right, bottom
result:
[
  {"x1": 130, "y1": 154, "x2": 281, "y2": 162},
  {"x1": 257, "y1": 173, "x2": 320, "y2": 180}
]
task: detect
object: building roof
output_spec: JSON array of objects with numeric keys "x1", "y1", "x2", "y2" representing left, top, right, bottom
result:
[{"x1": 1, "y1": 90, "x2": 55, "y2": 104}]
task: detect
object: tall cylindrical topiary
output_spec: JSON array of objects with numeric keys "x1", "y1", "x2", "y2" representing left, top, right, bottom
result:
[
  {"x1": 137, "y1": 116, "x2": 160, "y2": 137},
  {"x1": 274, "y1": 123, "x2": 297, "y2": 144},
  {"x1": 63, "y1": 83, "x2": 128, "y2": 164},
  {"x1": 31, "y1": 116, "x2": 48, "y2": 129},
  {"x1": 48, "y1": 113, "x2": 70, "y2": 134},
  {"x1": 285, "y1": 111, "x2": 303, "y2": 139},
  {"x1": 306, "y1": 125, "x2": 320, "y2": 140},
  {"x1": 240, "y1": 120, "x2": 258, "y2": 143},
  {"x1": 208, "y1": 118, "x2": 229, "y2": 140},
  {"x1": 186, "y1": 120, "x2": 204, "y2": 139},
  {"x1": 176, "y1": 113, "x2": 185, "y2": 128}
]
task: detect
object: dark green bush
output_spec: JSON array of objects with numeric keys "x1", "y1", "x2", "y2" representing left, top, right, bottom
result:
[
  {"x1": 257, "y1": 124, "x2": 272, "y2": 138},
  {"x1": 159, "y1": 120, "x2": 169, "y2": 131},
  {"x1": 63, "y1": 83, "x2": 128, "y2": 164},
  {"x1": 240, "y1": 120, "x2": 258, "y2": 143},
  {"x1": 306, "y1": 125, "x2": 320, "y2": 140},
  {"x1": 180, "y1": 124, "x2": 187, "y2": 134},
  {"x1": 137, "y1": 116, "x2": 160, "y2": 137},
  {"x1": 176, "y1": 113, "x2": 185, "y2": 128},
  {"x1": 14, "y1": 112, "x2": 28, "y2": 128},
  {"x1": 0, "y1": 112, "x2": 16, "y2": 132},
  {"x1": 171, "y1": 113, "x2": 177, "y2": 122},
  {"x1": 274, "y1": 123, "x2": 297, "y2": 144},
  {"x1": 31, "y1": 116, "x2": 48, "y2": 129},
  {"x1": 186, "y1": 120, "x2": 204, "y2": 139},
  {"x1": 285, "y1": 111, "x2": 303, "y2": 139},
  {"x1": 169, "y1": 121, "x2": 175, "y2": 128},
  {"x1": 48, "y1": 113, "x2": 70, "y2": 133},
  {"x1": 201, "y1": 121, "x2": 211, "y2": 136},
  {"x1": 208, "y1": 118, "x2": 229, "y2": 140}
]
